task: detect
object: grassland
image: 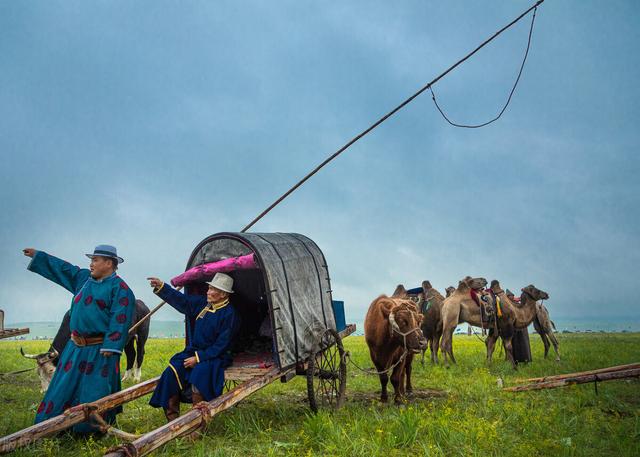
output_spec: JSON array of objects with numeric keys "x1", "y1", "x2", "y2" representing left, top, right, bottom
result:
[{"x1": 1, "y1": 333, "x2": 638, "y2": 456}]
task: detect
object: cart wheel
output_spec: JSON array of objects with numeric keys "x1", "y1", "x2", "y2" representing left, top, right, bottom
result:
[{"x1": 307, "y1": 328, "x2": 347, "y2": 412}]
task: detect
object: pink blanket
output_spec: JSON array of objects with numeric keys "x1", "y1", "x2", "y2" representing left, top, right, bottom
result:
[{"x1": 171, "y1": 253, "x2": 258, "y2": 287}]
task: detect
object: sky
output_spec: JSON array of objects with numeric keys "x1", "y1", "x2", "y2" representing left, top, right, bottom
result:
[{"x1": 1, "y1": 1, "x2": 638, "y2": 326}]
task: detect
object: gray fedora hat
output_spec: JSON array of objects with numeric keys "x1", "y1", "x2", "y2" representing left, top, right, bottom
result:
[
  {"x1": 206, "y1": 272, "x2": 234, "y2": 294},
  {"x1": 86, "y1": 244, "x2": 124, "y2": 264}
]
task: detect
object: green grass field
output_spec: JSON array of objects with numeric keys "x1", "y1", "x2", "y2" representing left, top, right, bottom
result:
[{"x1": 1, "y1": 333, "x2": 638, "y2": 456}]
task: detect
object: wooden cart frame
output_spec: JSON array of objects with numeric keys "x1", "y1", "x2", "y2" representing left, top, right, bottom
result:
[
  {"x1": 0, "y1": 324, "x2": 355, "y2": 455},
  {"x1": 1, "y1": 232, "x2": 354, "y2": 455}
]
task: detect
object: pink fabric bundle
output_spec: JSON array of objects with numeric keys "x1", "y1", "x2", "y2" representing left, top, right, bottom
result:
[{"x1": 171, "y1": 253, "x2": 257, "y2": 287}]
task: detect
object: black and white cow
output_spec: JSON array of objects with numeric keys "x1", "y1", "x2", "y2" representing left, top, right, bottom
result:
[{"x1": 21, "y1": 299, "x2": 150, "y2": 390}]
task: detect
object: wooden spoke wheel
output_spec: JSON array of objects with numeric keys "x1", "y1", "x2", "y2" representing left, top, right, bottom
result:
[{"x1": 306, "y1": 328, "x2": 347, "y2": 412}]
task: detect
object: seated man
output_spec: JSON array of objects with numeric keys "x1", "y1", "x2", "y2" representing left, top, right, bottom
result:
[{"x1": 147, "y1": 272, "x2": 239, "y2": 422}]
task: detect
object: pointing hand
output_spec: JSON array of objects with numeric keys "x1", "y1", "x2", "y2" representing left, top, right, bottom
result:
[{"x1": 147, "y1": 277, "x2": 164, "y2": 289}]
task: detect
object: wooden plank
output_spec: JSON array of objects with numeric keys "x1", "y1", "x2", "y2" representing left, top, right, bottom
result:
[
  {"x1": 339, "y1": 324, "x2": 356, "y2": 339},
  {"x1": 116, "y1": 325, "x2": 355, "y2": 455},
  {"x1": 104, "y1": 367, "x2": 291, "y2": 457},
  {"x1": 222, "y1": 324, "x2": 355, "y2": 382},
  {"x1": 522, "y1": 362, "x2": 640, "y2": 383},
  {"x1": 2, "y1": 323, "x2": 356, "y2": 454},
  {"x1": 0, "y1": 377, "x2": 159, "y2": 454},
  {"x1": 0, "y1": 328, "x2": 29, "y2": 340},
  {"x1": 225, "y1": 367, "x2": 272, "y2": 382},
  {"x1": 504, "y1": 368, "x2": 640, "y2": 392}
]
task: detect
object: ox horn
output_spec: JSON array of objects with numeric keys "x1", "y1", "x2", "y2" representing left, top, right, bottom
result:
[{"x1": 20, "y1": 347, "x2": 39, "y2": 359}]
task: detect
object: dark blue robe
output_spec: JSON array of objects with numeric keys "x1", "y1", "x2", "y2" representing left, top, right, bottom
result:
[
  {"x1": 27, "y1": 251, "x2": 135, "y2": 432},
  {"x1": 149, "y1": 283, "x2": 239, "y2": 409}
]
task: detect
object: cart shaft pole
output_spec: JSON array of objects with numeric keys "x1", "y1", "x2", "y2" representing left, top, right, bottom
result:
[{"x1": 105, "y1": 367, "x2": 291, "y2": 457}]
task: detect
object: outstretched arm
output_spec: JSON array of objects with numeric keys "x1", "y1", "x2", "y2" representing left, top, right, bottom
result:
[
  {"x1": 147, "y1": 277, "x2": 203, "y2": 316},
  {"x1": 24, "y1": 248, "x2": 90, "y2": 294}
]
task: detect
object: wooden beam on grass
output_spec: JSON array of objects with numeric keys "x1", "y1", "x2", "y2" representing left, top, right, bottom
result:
[
  {"x1": 504, "y1": 367, "x2": 640, "y2": 392},
  {"x1": 0, "y1": 328, "x2": 29, "y2": 340},
  {"x1": 0, "y1": 376, "x2": 159, "y2": 454},
  {"x1": 522, "y1": 362, "x2": 640, "y2": 384},
  {"x1": 104, "y1": 367, "x2": 291, "y2": 457}
]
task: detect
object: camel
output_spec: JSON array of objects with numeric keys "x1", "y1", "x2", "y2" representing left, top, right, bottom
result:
[
  {"x1": 439, "y1": 276, "x2": 490, "y2": 367},
  {"x1": 533, "y1": 302, "x2": 560, "y2": 361},
  {"x1": 482, "y1": 281, "x2": 549, "y2": 368},
  {"x1": 418, "y1": 281, "x2": 446, "y2": 364},
  {"x1": 391, "y1": 281, "x2": 446, "y2": 364},
  {"x1": 392, "y1": 284, "x2": 410, "y2": 299},
  {"x1": 445, "y1": 286, "x2": 456, "y2": 298}
]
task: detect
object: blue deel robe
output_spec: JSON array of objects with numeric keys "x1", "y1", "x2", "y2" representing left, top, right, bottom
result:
[
  {"x1": 28, "y1": 251, "x2": 135, "y2": 432},
  {"x1": 149, "y1": 283, "x2": 239, "y2": 409}
]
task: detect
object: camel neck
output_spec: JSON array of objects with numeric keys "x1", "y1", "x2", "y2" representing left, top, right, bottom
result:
[{"x1": 511, "y1": 294, "x2": 538, "y2": 327}]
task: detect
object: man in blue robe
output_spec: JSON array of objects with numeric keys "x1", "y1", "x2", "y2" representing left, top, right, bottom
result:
[
  {"x1": 23, "y1": 245, "x2": 136, "y2": 432},
  {"x1": 147, "y1": 272, "x2": 239, "y2": 422}
]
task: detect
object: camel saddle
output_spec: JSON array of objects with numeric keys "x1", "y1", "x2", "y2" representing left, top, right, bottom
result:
[{"x1": 470, "y1": 289, "x2": 497, "y2": 325}]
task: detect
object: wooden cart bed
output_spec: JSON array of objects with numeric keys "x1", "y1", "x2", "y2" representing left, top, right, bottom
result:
[{"x1": 0, "y1": 328, "x2": 29, "y2": 340}]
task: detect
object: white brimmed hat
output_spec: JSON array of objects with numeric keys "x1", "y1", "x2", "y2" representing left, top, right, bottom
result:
[{"x1": 206, "y1": 272, "x2": 234, "y2": 294}]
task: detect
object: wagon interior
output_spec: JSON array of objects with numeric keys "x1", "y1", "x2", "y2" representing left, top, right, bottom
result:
[{"x1": 185, "y1": 268, "x2": 277, "y2": 385}]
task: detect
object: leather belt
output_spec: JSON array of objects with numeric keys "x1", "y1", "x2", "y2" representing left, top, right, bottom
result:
[{"x1": 71, "y1": 333, "x2": 104, "y2": 347}]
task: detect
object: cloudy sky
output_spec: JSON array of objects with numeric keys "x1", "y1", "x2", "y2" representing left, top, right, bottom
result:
[{"x1": 1, "y1": 1, "x2": 638, "y2": 325}]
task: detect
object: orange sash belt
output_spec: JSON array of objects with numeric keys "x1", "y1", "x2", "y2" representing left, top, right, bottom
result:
[{"x1": 71, "y1": 333, "x2": 104, "y2": 347}]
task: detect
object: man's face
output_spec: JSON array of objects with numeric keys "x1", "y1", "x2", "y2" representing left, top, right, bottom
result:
[
  {"x1": 90, "y1": 256, "x2": 114, "y2": 279},
  {"x1": 207, "y1": 286, "x2": 228, "y2": 304}
]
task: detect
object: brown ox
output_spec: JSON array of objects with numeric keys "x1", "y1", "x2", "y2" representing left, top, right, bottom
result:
[{"x1": 364, "y1": 295, "x2": 427, "y2": 404}]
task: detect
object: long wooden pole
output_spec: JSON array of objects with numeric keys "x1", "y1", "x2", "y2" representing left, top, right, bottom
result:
[
  {"x1": 522, "y1": 362, "x2": 640, "y2": 384},
  {"x1": 505, "y1": 367, "x2": 640, "y2": 392},
  {"x1": 0, "y1": 377, "x2": 159, "y2": 454},
  {"x1": 104, "y1": 324, "x2": 357, "y2": 456},
  {"x1": 0, "y1": 328, "x2": 29, "y2": 340},
  {"x1": 129, "y1": 286, "x2": 183, "y2": 334},
  {"x1": 104, "y1": 367, "x2": 289, "y2": 457}
]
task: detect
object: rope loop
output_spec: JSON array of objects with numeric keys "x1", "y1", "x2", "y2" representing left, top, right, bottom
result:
[
  {"x1": 105, "y1": 443, "x2": 138, "y2": 457},
  {"x1": 429, "y1": 5, "x2": 538, "y2": 128},
  {"x1": 192, "y1": 402, "x2": 212, "y2": 427},
  {"x1": 345, "y1": 350, "x2": 409, "y2": 376}
]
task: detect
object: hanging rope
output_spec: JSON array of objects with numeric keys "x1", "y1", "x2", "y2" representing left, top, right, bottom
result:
[
  {"x1": 241, "y1": 0, "x2": 545, "y2": 232},
  {"x1": 429, "y1": 5, "x2": 538, "y2": 128}
]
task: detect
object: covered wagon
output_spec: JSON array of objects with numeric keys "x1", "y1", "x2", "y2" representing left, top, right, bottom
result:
[{"x1": 0, "y1": 232, "x2": 355, "y2": 456}]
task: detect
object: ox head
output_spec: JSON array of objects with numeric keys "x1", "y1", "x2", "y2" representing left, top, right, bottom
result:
[
  {"x1": 20, "y1": 347, "x2": 58, "y2": 365},
  {"x1": 385, "y1": 300, "x2": 428, "y2": 353},
  {"x1": 21, "y1": 347, "x2": 58, "y2": 392},
  {"x1": 521, "y1": 285, "x2": 549, "y2": 302}
]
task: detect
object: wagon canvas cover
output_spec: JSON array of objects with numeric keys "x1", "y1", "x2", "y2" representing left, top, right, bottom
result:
[{"x1": 185, "y1": 232, "x2": 337, "y2": 369}]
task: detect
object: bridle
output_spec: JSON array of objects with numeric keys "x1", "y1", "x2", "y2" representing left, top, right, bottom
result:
[{"x1": 389, "y1": 309, "x2": 423, "y2": 353}]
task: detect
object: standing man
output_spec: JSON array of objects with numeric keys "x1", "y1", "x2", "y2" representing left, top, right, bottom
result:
[
  {"x1": 23, "y1": 245, "x2": 135, "y2": 432},
  {"x1": 146, "y1": 273, "x2": 239, "y2": 422}
]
